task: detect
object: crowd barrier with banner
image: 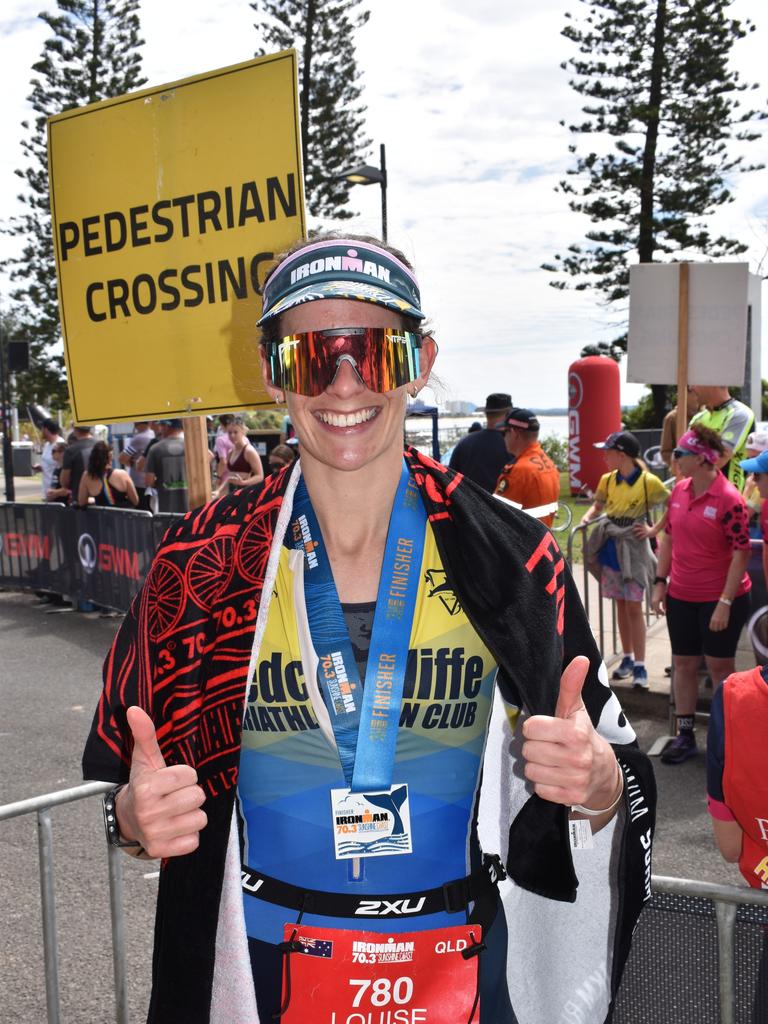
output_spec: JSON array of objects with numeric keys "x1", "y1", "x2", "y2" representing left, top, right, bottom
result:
[{"x1": 0, "y1": 503, "x2": 181, "y2": 612}]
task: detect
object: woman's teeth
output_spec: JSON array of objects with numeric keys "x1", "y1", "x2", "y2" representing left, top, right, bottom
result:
[{"x1": 316, "y1": 408, "x2": 378, "y2": 427}]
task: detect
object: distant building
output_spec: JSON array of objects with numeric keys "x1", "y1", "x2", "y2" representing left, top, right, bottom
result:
[{"x1": 445, "y1": 400, "x2": 475, "y2": 415}]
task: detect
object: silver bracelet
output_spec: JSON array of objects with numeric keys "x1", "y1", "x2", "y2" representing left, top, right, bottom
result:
[{"x1": 571, "y1": 760, "x2": 624, "y2": 817}]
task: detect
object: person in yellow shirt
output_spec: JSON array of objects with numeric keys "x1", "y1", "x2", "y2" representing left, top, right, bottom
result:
[
  {"x1": 582, "y1": 432, "x2": 669, "y2": 688},
  {"x1": 493, "y1": 408, "x2": 561, "y2": 527}
]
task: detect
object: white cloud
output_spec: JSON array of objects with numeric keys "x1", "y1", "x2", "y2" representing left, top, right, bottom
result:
[{"x1": 1, "y1": 0, "x2": 765, "y2": 411}]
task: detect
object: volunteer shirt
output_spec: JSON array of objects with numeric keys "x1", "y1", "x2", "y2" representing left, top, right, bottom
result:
[
  {"x1": 707, "y1": 667, "x2": 768, "y2": 888},
  {"x1": 690, "y1": 399, "x2": 754, "y2": 492},
  {"x1": 238, "y1": 522, "x2": 501, "y2": 943},
  {"x1": 595, "y1": 468, "x2": 668, "y2": 521},
  {"x1": 494, "y1": 441, "x2": 560, "y2": 527},
  {"x1": 666, "y1": 474, "x2": 751, "y2": 602}
]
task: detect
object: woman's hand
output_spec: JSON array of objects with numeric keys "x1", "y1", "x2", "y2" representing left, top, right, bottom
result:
[
  {"x1": 709, "y1": 601, "x2": 731, "y2": 633},
  {"x1": 632, "y1": 520, "x2": 652, "y2": 539},
  {"x1": 522, "y1": 657, "x2": 622, "y2": 827},
  {"x1": 116, "y1": 707, "x2": 207, "y2": 859},
  {"x1": 651, "y1": 582, "x2": 667, "y2": 616}
]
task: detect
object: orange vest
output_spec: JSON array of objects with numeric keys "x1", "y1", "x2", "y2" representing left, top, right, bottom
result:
[
  {"x1": 723, "y1": 667, "x2": 768, "y2": 888},
  {"x1": 494, "y1": 443, "x2": 560, "y2": 528}
]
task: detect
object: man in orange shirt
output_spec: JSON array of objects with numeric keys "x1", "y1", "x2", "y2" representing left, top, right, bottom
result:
[{"x1": 494, "y1": 408, "x2": 561, "y2": 527}]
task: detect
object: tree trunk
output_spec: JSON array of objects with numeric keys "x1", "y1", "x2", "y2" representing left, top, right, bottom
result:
[
  {"x1": 301, "y1": 0, "x2": 316, "y2": 176},
  {"x1": 642, "y1": 0, "x2": 668, "y2": 425},
  {"x1": 638, "y1": 0, "x2": 665, "y2": 264}
]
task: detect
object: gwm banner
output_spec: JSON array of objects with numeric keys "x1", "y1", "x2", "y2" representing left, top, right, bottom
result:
[{"x1": 48, "y1": 51, "x2": 305, "y2": 424}]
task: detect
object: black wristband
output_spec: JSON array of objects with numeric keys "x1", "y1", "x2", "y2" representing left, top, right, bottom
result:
[
  {"x1": 103, "y1": 785, "x2": 142, "y2": 850},
  {"x1": 653, "y1": 576, "x2": 668, "y2": 585}
]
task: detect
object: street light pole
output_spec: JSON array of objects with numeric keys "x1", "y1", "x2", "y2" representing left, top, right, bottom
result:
[
  {"x1": 379, "y1": 143, "x2": 387, "y2": 243},
  {"x1": 0, "y1": 324, "x2": 16, "y2": 502},
  {"x1": 338, "y1": 143, "x2": 388, "y2": 242}
]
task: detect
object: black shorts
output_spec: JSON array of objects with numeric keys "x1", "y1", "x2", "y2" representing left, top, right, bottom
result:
[{"x1": 666, "y1": 592, "x2": 751, "y2": 658}]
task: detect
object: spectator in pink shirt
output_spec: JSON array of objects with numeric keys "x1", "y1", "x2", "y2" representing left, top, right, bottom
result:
[{"x1": 652, "y1": 424, "x2": 752, "y2": 765}]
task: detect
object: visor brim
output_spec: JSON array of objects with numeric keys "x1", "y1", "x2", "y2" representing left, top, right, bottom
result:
[{"x1": 257, "y1": 280, "x2": 424, "y2": 326}]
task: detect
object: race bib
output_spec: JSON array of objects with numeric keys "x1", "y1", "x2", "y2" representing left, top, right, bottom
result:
[
  {"x1": 280, "y1": 923, "x2": 481, "y2": 1024},
  {"x1": 331, "y1": 785, "x2": 413, "y2": 860}
]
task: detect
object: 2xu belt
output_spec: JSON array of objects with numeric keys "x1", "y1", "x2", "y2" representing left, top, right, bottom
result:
[{"x1": 241, "y1": 853, "x2": 506, "y2": 928}]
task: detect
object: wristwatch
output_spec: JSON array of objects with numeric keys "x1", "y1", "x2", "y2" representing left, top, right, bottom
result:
[
  {"x1": 653, "y1": 576, "x2": 668, "y2": 586},
  {"x1": 103, "y1": 785, "x2": 142, "y2": 849}
]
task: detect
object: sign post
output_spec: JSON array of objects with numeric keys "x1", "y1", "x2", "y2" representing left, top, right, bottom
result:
[
  {"x1": 675, "y1": 263, "x2": 690, "y2": 444},
  {"x1": 48, "y1": 51, "x2": 305, "y2": 509}
]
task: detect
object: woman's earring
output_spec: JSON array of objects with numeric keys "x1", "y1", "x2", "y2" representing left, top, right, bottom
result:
[
  {"x1": 275, "y1": 390, "x2": 285, "y2": 404},
  {"x1": 411, "y1": 384, "x2": 419, "y2": 398}
]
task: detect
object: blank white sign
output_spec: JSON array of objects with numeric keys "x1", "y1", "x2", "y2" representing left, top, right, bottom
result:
[{"x1": 627, "y1": 263, "x2": 749, "y2": 385}]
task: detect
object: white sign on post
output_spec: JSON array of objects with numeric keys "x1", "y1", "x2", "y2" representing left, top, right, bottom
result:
[{"x1": 627, "y1": 263, "x2": 750, "y2": 385}]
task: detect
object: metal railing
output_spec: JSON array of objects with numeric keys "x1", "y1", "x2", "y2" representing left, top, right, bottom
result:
[
  {"x1": 638, "y1": 875, "x2": 768, "y2": 1024},
  {"x1": 3, "y1": 782, "x2": 767, "y2": 1024},
  {"x1": 0, "y1": 781, "x2": 130, "y2": 1024},
  {"x1": 566, "y1": 515, "x2": 661, "y2": 662}
]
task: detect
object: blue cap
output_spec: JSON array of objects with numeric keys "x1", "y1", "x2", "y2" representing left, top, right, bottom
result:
[{"x1": 740, "y1": 450, "x2": 768, "y2": 474}]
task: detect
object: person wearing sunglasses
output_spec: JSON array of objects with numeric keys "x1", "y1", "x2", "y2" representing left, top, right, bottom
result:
[
  {"x1": 652, "y1": 425, "x2": 752, "y2": 765},
  {"x1": 83, "y1": 234, "x2": 654, "y2": 1024}
]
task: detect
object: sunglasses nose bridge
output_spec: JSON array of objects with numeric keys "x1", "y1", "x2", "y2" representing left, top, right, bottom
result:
[{"x1": 329, "y1": 352, "x2": 366, "y2": 391}]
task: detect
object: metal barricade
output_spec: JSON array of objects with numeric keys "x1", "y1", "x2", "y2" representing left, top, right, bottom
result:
[
  {"x1": 567, "y1": 515, "x2": 659, "y2": 663},
  {"x1": 2, "y1": 779, "x2": 767, "y2": 1024},
  {"x1": 0, "y1": 782, "x2": 130, "y2": 1024},
  {"x1": 567, "y1": 516, "x2": 619, "y2": 661},
  {"x1": 615, "y1": 875, "x2": 768, "y2": 1024}
]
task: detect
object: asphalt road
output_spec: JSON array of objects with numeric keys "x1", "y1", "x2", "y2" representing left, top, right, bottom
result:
[{"x1": 0, "y1": 589, "x2": 745, "y2": 1023}]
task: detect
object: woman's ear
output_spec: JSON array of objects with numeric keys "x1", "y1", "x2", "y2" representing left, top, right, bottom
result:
[{"x1": 416, "y1": 335, "x2": 438, "y2": 386}]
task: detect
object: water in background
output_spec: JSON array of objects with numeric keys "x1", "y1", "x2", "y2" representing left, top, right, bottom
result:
[{"x1": 405, "y1": 414, "x2": 569, "y2": 460}]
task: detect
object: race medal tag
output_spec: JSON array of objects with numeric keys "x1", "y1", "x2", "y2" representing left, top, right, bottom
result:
[
  {"x1": 280, "y1": 923, "x2": 481, "y2": 1024},
  {"x1": 331, "y1": 784, "x2": 413, "y2": 860}
]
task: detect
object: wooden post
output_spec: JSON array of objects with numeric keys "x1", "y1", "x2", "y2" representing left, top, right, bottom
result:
[
  {"x1": 675, "y1": 263, "x2": 690, "y2": 444},
  {"x1": 184, "y1": 415, "x2": 212, "y2": 510}
]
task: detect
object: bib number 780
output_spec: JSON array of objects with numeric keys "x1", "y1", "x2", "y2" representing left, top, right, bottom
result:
[{"x1": 349, "y1": 977, "x2": 414, "y2": 1008}]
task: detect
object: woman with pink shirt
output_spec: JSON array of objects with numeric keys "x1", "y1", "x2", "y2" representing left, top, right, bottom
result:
[{"x1": 652, "y1": 424, "x2": 752, "y2": 765}]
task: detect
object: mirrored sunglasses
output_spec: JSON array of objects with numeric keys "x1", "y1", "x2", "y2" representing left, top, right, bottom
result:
[
  {"x1": 672, "y1": 447, "x2": 696, "y2": 459},
  {"x1": 264, "y1": 327, "x2": 422, "y2": 398}
]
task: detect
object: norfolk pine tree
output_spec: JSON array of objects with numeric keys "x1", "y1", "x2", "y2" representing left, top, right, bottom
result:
[
  {"x1": 543, "y1": 0, "x2": 766, "y2": 422},
  {"x1": 6, "y1": 0, "x2": 146, "y2": 407},
  {"x1": 252, "y1": 0, "x2": 371, "y2": 222}
]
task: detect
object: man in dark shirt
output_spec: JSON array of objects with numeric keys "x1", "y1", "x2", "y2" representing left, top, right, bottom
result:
[
  {"x1": 59, "y1": 425, "x2": 95, "y2": 504},
  {"x1": 449, "y1": 392, "x2": 511, "y2": 490},
  {"x1": 144, "y1": 420, "x2": 188, "y2": 513}
]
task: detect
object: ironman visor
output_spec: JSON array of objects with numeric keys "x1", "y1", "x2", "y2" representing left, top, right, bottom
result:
[{"x1": 264, "y1": 327, "x2": 422, "y2": 397}]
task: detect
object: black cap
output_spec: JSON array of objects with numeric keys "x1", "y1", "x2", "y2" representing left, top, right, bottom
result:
[
  {"x1": 593, "y1": 431, "x2": 640, "y2": 458},
  {"x1": 476, "y1": 393, "x2": 512, "y2": 413},
  {"x1": 496, "y1": 407, "x2": 540, "y2": 431}
]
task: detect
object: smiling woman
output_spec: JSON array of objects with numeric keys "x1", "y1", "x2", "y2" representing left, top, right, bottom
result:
[{"x1": 83, "y1": 231, "x2": 654, "y2": 1024}]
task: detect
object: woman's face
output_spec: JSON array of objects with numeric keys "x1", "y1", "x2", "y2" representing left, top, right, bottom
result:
[
  {"x1": 603, "y1": 449, "x2": 622, "y2": 472},
  {"x1": 227, "y1": 423, "x2": 245, "y2": 444},
  {"x1": 262, "y1": 298, "x2": 435, "y2": 474}
]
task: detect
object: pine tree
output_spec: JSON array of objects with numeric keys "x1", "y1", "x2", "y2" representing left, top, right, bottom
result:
[
  {"x1": 544, "y1": 0, "x2": 765, "y2": 419},
  {"x1": 252, "y1": 0, "x2": 371, "y2": 221},
  {"x1": 6, "y1": 0, "x2": 146, "y2": 408}
]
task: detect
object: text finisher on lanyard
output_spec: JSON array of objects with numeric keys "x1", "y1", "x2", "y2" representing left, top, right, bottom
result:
[{"x1": 291, "y1": 461, "x2": 425, "y2": 792}]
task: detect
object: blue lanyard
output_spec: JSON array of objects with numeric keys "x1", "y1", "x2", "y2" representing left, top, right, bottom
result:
[{"x1": 291, "y1": 461, "x2": 425, "y2": 791}]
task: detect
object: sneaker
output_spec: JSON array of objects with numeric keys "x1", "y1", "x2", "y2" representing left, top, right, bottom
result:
[
  {"x1": 612, "y1": 655, "x2": 634, "y2": 680},
  {"x1": 632, "y1": 666, "x2": 649, "y2": 690},
  {"x1": 661, "y1": 732, "x2": 698, "y2": 765}
]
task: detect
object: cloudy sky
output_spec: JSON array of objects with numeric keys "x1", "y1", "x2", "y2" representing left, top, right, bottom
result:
[{"x1": 1, "y1": 0, "x2": 766, "y2": 411}]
